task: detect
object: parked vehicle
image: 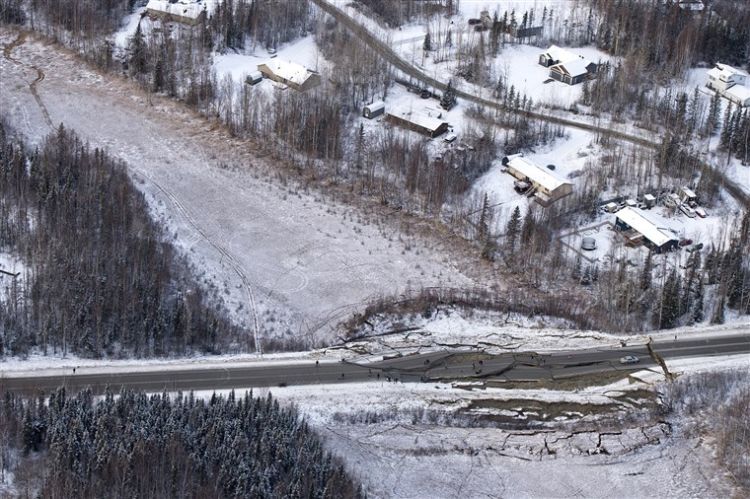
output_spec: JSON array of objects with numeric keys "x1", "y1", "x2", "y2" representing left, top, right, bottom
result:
[
  {"x1": 695, "y1": 207, "x2": 708, "y2": 218},
  {"x1": 581, "y1": 237, "x2": 597, "y2": 251},
  {"x1": 680, "y1": 205, "x2": 696, "y2": 218},
  {"x1": 679, "y1": 238, "x2": 693, "y2": 247},
  {"x1": 619, "y1": 355, "x2": 640, "y2": 365}
]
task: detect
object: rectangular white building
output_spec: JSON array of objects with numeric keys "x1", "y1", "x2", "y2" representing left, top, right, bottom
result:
[{"x1": 504, "y1": 155, "x2": 573, "y2": 205}]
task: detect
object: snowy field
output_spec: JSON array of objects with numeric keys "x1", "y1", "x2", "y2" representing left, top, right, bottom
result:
[{"x1": 0, "y1": 32, "x2": 480, "y2": 348}]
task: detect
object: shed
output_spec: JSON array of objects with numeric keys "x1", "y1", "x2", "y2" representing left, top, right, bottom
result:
[
  {"x1": 245, "y1": 71, "x2": 263, "y2": 85},
  {"x1": 503, "y1": 155, "x2": 573, "y2": 205},
  {"x1": 363, "y1": 101, "x2": 385, "y2": 119},
  {"x1": 679, "y1": 186, "x2": 697, "y2": 203},
  {"x1": 257, "y1": 59, "x2": 321, "y2": 91},
  {"x1": 385, "y1": 110, "x2": 449, "y2": 138},
  {"x1": 614, "y1": 207, "x2": 678, "y2": 253},
  {"x1": 643, "y1": 194, "x2": 656, "y2": 208}
]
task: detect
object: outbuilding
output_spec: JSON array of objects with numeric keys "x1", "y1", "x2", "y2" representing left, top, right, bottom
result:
[
  {"x1": 146, "y1": 0, "x2": 207, "y2": 25},
  {"x1": 502, "y1": 155, "x2": 573, "y2": 206},
  {"x1": 363, "y1": 101, "x2": 385, "y2": 119},
  {"x1": 614, "y1": 207, "x2": 679, "y2": 253},
  {"x1": 385, "y1": 110, "x2": 449, "y2": 138},
  {"x1": 257, "y1": 59, "x2": 321, "y2": 91},
  {"x1": 538, "y1": 45, "x2": 577, "y2": 67},
  {"x1": 245, "y1": 71, "x2": 263, "y2": 85}
]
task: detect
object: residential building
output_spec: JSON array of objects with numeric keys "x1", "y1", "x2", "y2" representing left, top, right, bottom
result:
[
  {"x1": 146, "y1": 0, "x2": 207, "y2": 25},
  {"x1": 503, "y1": 155, "x2": 573, "y2": 205},
  {"x1": 614, "y1": 207, "x2": 679, "y2": 253},
  {"x1": 385, "y1": 110, "x2": 449, "y2": 138},
  {"x1": 707, "y1": 63, "x2": 750, "y2": 107},
  {"x1": 257, "y1": 60, "x2": 321, "y2": 92}
]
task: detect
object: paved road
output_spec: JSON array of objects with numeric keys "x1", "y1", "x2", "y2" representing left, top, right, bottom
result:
[
  {"x1": 309, "y1": 0, "x2": 750, "y2": 210},
  {"x1": 2, "y1": 333, "x2": 747, "y2": 394}
]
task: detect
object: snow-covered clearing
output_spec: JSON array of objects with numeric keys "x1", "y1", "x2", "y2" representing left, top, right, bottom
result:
[
  {"x1": 473, "y1": 127, "x2": 599, "y2": 224},
  {"x1": 0, "y1": 31, "x2": 481, "y2": 347},
  {"x1": 213, "y1": 35, "x2": 324, "y2": 86}
]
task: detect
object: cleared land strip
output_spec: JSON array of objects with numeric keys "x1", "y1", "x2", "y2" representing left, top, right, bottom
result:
[
  {"x1": 311, "y1": 0, "x2": 750, "y2": 209},
  {"x1": 0, "y1": 30, "x2": 476, "y2": 346}
]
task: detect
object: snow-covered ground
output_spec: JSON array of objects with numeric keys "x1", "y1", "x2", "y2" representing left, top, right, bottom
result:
[
  {"x1": 212, "y1": 35, "x2": 324, "y2": 86},
  {"x1": 253, "y1": 352, "x2": 746, "y2": 498},
  {"x1": 0, "y1": 32, "x2": 480, "y2": 347}
]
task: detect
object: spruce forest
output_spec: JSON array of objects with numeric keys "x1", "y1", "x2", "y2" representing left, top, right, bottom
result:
[
  {"x1": 0, "y1": 120, "x2": 248, "y2": 357},
  {"x1": 0, "y1": 389, "x2": 360, "y2": 498}
]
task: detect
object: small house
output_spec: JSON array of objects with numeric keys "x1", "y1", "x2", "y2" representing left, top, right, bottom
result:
[
  {"x1": 614, "y1": 207, "x2": 679, "y2": 253},
  {"x1": 257, "y1": 60, "x2": 321, "y2": 92},
  {"x1": 245, "y1": 71, "x2": 263, "y2": 85},
  {"x1": 146, "y1": 0, "x2": 207, "y2": 25},
  {"x1": 385, "y1": 110, "x2": 449, "y2": 138},
  {"x1": 363, "y1": 101, "x2": 385, "y2": 119},
  {"x1": 707, "y1": 63, "x2": 750, "y2": 107},
  {"x1": 502, "y1": 155, "x2": 573, "y2": 206},
  {"x1": 549, "y1": 58, "x2": 598, "y2": 85}
]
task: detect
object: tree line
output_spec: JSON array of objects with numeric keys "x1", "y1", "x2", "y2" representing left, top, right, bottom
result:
[
  {"x1": 0, "y1": 388, "x2": 361, "y2": 498},
  {"x1": 0, "y1": 120, "x2": 253, "y2": 357}
]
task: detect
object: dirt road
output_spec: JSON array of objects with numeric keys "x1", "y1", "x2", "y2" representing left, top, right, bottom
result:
[{"x1": 0, "y1": 31, "x2": 478, "y2": 348}]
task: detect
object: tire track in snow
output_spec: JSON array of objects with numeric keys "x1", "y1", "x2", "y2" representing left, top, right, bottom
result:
[
  {"x1": 133, "y1": 166, "x2": 264, "y2": 355},
  {"x1": 2, "y1": 32, "x2": 53, "y2": 129}
]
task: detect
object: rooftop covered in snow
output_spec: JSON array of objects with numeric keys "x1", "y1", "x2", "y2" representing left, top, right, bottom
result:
[
  {"x1": 615, "y1": 207, "x2": 678, "y2": 248},
  {"x1": 506, "y1": 156, "x2": 572, "y2": 193}
]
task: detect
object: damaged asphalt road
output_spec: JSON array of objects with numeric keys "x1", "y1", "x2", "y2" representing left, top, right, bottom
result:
[{"x1": 2, "y1": 333, "x2": 747, "y2": 394}]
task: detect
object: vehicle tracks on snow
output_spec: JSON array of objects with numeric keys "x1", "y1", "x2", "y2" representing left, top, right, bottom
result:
[{"x1": 2, "y1": 32, "x2": 53, "y2": 129}]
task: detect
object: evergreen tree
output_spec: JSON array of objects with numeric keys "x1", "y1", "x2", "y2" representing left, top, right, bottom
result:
[
  {"x1": 640, "y1": 251, "x2": 653, "y2": 291},
  {"x1": 440, "y1": 79, "x2": 457, "y2": 110},
  {"x1": 423, "y1": 32, "x2": 432, "y2": 51},
  {"x1": 128, "y1": 22, "x2": 147, "y2": 77},
  {"x1": 655, "y1": 268, "x2": 682, "y2": 329},
  {"x1": 692, "y1": 279, "x2": 704, "y2": 323},
  {"x1": 505, "y1": 206, "x2": 522, "y2": 253}
]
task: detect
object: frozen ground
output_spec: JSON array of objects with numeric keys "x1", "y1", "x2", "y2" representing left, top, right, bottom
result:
[
  {"x1": 255, "y1": 352, "x2": 746, "y2": 498},
  {"x1": 0, "y1": 31, "x2": 481, "y2": 347}
]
